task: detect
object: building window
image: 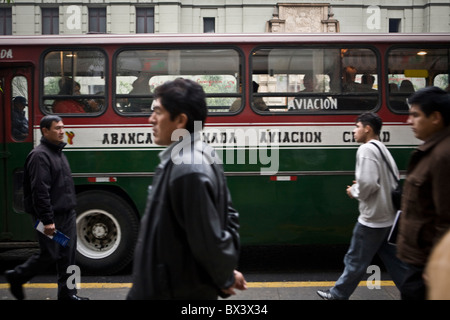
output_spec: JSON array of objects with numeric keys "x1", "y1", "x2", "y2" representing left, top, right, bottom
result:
[
  {"x1": 0, "y1": 8, "x2": 12, "y2": 35},
  {"x1": 89, "y1": 8, "x2": 106, "y2": 33},
  {"x1": 136, "y1": 8, "x2": 154, "y2": 33},
  {"x1": 389, "y1": 19, "x2": 401, "y2": 33},
  {"x1": 42, "y1": 8, "x2": 59, "y2": 35},
  {"x1": 203, "y1": 18, "x2": 215, "y2": 33}
]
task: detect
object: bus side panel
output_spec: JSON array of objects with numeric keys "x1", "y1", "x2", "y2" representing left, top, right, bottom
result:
[
  {"x1": 224, "y1": 146, "x2": 415, "y2": 245},
  {"x1": 66, "y1": 149, "x2": 158, "y2": 216},
  {"x1": 228, "y1": 174, "x2": 357, "y2": 245}
]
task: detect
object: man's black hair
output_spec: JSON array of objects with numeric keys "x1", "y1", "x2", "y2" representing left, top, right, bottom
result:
[
  {"x1": 407, "y1": 86, "x2": 450, "y2": 127},
  {"x1": 356, "y1": 112, "x2": 382, "y2": 136},
  {"x1": 40, "y1": 115, "x2": 62, "y2": 135},
  {"x1": 154, "y1": 78, "x2": 207, "y2": 133}
]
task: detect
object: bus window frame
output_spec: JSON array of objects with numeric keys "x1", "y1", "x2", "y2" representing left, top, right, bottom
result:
[
  {"x1": 40, "y1": 47, "x2": 109, "y2": 117},
  {"x1": 112, "y1": 45, "x2": 245, "y2": 117},
  {"x1": 249, "y1": 44, "x2": 382, "y2": 115},
  {"x1": 386, "y1": 44, "x2": 450, "y2": 114}
]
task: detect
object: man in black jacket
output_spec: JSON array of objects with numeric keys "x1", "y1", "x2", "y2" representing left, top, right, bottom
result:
[
  {"x1": 4, "y1": 115, "x2": 88, "y2": 300},
  {"x1": 127, "y1": 79, "x2": 247, "y2": 300}
]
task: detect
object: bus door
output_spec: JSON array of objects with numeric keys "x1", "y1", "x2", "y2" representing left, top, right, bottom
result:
[{"x1": 0, "y1": 66, "x2": 34, "y2": 241}]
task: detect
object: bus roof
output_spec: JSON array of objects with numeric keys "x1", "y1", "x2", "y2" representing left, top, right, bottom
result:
[{"x1": 1, "y1": 33, "x2": 450, "y2": 46}]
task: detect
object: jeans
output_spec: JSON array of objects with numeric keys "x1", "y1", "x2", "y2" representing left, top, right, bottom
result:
[
  {"x1": 330, "y1": 222, "x2": 407, "y2": 300},
  {"x1": 400, "y1": 263, "x2": 426, "y2": 300}
]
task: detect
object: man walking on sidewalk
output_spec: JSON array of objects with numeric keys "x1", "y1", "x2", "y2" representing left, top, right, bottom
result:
[
  {"x1": 5, "y1": 115, "x2": 88, "y2": 300},
  {"x1": 317, "y1": 112, "x2": 406, "y2": 300}
]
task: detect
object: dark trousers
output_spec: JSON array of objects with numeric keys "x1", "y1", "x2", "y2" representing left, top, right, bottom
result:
[
  {"x1": 13, "y1": 210, "x2": 77, "y2": 299},
  {"x1": 400, "y1": 263, "x2": 426, "y2": 300}
]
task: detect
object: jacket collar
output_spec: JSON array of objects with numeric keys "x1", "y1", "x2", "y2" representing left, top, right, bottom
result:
[
  {"x1": 158, "y1": 131, "x2": 202, "y2": 167},
  {"x1": 40, "y1": 136, "x2": 67, "y2": 152},
  {"x1": 417, "y1": 126, "x2": 450, "y2": 153}
]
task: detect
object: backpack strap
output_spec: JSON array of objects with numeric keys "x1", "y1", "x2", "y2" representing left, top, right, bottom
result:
[{"x1": 370, "y1": 141, "x2": 399, "y2": 184}]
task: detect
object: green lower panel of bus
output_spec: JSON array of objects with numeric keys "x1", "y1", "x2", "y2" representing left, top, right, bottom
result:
[
  {"x1": 2, "y1": 146, "x2": 414, "y2": 245},
  {"x1": 227, "y1": 174, "x2": 357, "y2": 245},
  {"x1": 72, "y1": 172, "x2": 357, "y2": 245},
  {"x1": 64, "y1": 146, "x2": 413, "y2": 175}
]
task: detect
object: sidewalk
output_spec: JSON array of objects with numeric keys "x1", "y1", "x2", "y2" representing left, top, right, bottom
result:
[{"x1": 0, "y1": 280, "x2": 400, "y2": 300}]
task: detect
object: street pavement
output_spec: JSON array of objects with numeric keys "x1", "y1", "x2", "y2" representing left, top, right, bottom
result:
[
  {"x1": 0, "y1": 274, "x2": 400, "y2": 300},
  {"x1": 0, "y1": 244, "x2": 401, "y2": 301}
]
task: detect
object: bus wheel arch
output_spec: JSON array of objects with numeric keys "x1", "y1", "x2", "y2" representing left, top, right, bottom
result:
[{"x1": 75, "y1": 190, "x2": 139, "y2": 275}]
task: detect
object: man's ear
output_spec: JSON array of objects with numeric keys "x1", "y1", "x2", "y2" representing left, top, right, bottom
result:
[
  {"x1": 430, "y1": 110, "x2": 444, "y2": 127},
  {"x1": 175, "y1": 113, "x2": 188, "y2": 129}
]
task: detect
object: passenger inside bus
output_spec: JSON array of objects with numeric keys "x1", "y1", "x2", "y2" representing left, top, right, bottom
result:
[
  {"x1": 399, "y1": 79, "x2": 415, "y2": 93},
  {"x1": 290, "y1": 73, "x2": 318, "y2": 112},
  {"x1": 251, "y1": 81, "x2": 268, "y2": 112},
  {"x1": 127, "y1": 72, "x2": 153, "y2": 112},
  {"x1": 53, "y1": 78, "x2": 85, "y2": 113},
  {"x1": 11, "y1": 96, "x2": 29, "y2": 140},
  {"x1": 338, "y1": 66, "x2": 368, "y2": 110},
  {"x1": 389, "y1": 79, "x2": 416, "y2": 111},
  {"x1": 361, "y1": 74, "x2": 376, "y2": 91},
  {"x1": 301, "y1": 73, "x2": 316, "y2": 92},
  {"x1": 342, "y1": 66, "x2": 361, "y2": 92},
  {"x1": 230, "y1": 81, "x2": 268, "y2": 112},
  {"x1": 53, "y1": 77, "x2": 100, "y2": 113}
]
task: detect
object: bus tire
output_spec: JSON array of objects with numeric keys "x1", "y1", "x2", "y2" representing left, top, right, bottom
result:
[{"x1": 75, "y1": 190, "x2": 139, "y2": 275}]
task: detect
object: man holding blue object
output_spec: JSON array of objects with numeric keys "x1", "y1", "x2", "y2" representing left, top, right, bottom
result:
[{"x1": 4, "y1": 115, "x2": 88, "y2": 300}]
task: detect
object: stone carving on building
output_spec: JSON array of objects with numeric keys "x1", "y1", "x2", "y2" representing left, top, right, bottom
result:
[{"x1": 268, "y1": 3, "x2": 340, "y2": 33}]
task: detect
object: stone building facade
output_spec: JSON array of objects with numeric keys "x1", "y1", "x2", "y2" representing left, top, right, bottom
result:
[{"x1": 1, "y1": 0, "x2": 449, "y2": 35}]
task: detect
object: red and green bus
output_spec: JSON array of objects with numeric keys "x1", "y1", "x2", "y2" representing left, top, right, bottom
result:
[{"x1": 1, "y1": 33, "x2": 449, "y2": 274}]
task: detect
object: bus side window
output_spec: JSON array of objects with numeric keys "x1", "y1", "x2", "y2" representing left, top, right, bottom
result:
[
  {"x1": 42, "y1": 50, "x2": 106, "y2": 115},
  {"x1": 11, "y1": 76, "x2": 29, "y2": 141},
  {"x1": 251, "y1": 47, "x2": 378, "y2": 114},
  {"x1": 388, "y1": 47, "x2": 450, "y2": 112},
  {"x1": 115, "y1": 48, "x2": 242, "y2": 115}
]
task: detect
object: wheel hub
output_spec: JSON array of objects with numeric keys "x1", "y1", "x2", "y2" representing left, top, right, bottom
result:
[
  {"x1": 92, "y1": 223, "x2": 108, "y2": 239},
  {"x1": 76, "y1": 209, "x2": 122, "y2": 259}
]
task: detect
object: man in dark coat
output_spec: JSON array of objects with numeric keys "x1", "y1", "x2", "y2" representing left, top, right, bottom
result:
[
  {"x1": 127, "y1": 79, "x2": 246, "y2": 300},
  {"x1": 4, "y1": 115, "x2": 88, "y2": 300},
  {"x1": 397, "y1": 86, "x2": 450, "y2": 300}
]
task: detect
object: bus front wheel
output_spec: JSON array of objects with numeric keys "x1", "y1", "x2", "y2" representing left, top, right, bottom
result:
[{"x1": 75, "y1": 190, "x2": 139, "y2": 275}]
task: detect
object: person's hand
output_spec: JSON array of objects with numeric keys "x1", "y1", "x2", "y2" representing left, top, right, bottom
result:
[
  {"x1": 222, "y1": 270, "x2": 248, "y2": 295},
  {"x1": 346, "y1": 180, "x2": 356, "y2": 199},
  {"x1": 43, "y1": 223, "x2": 56, "y2": 236}
]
